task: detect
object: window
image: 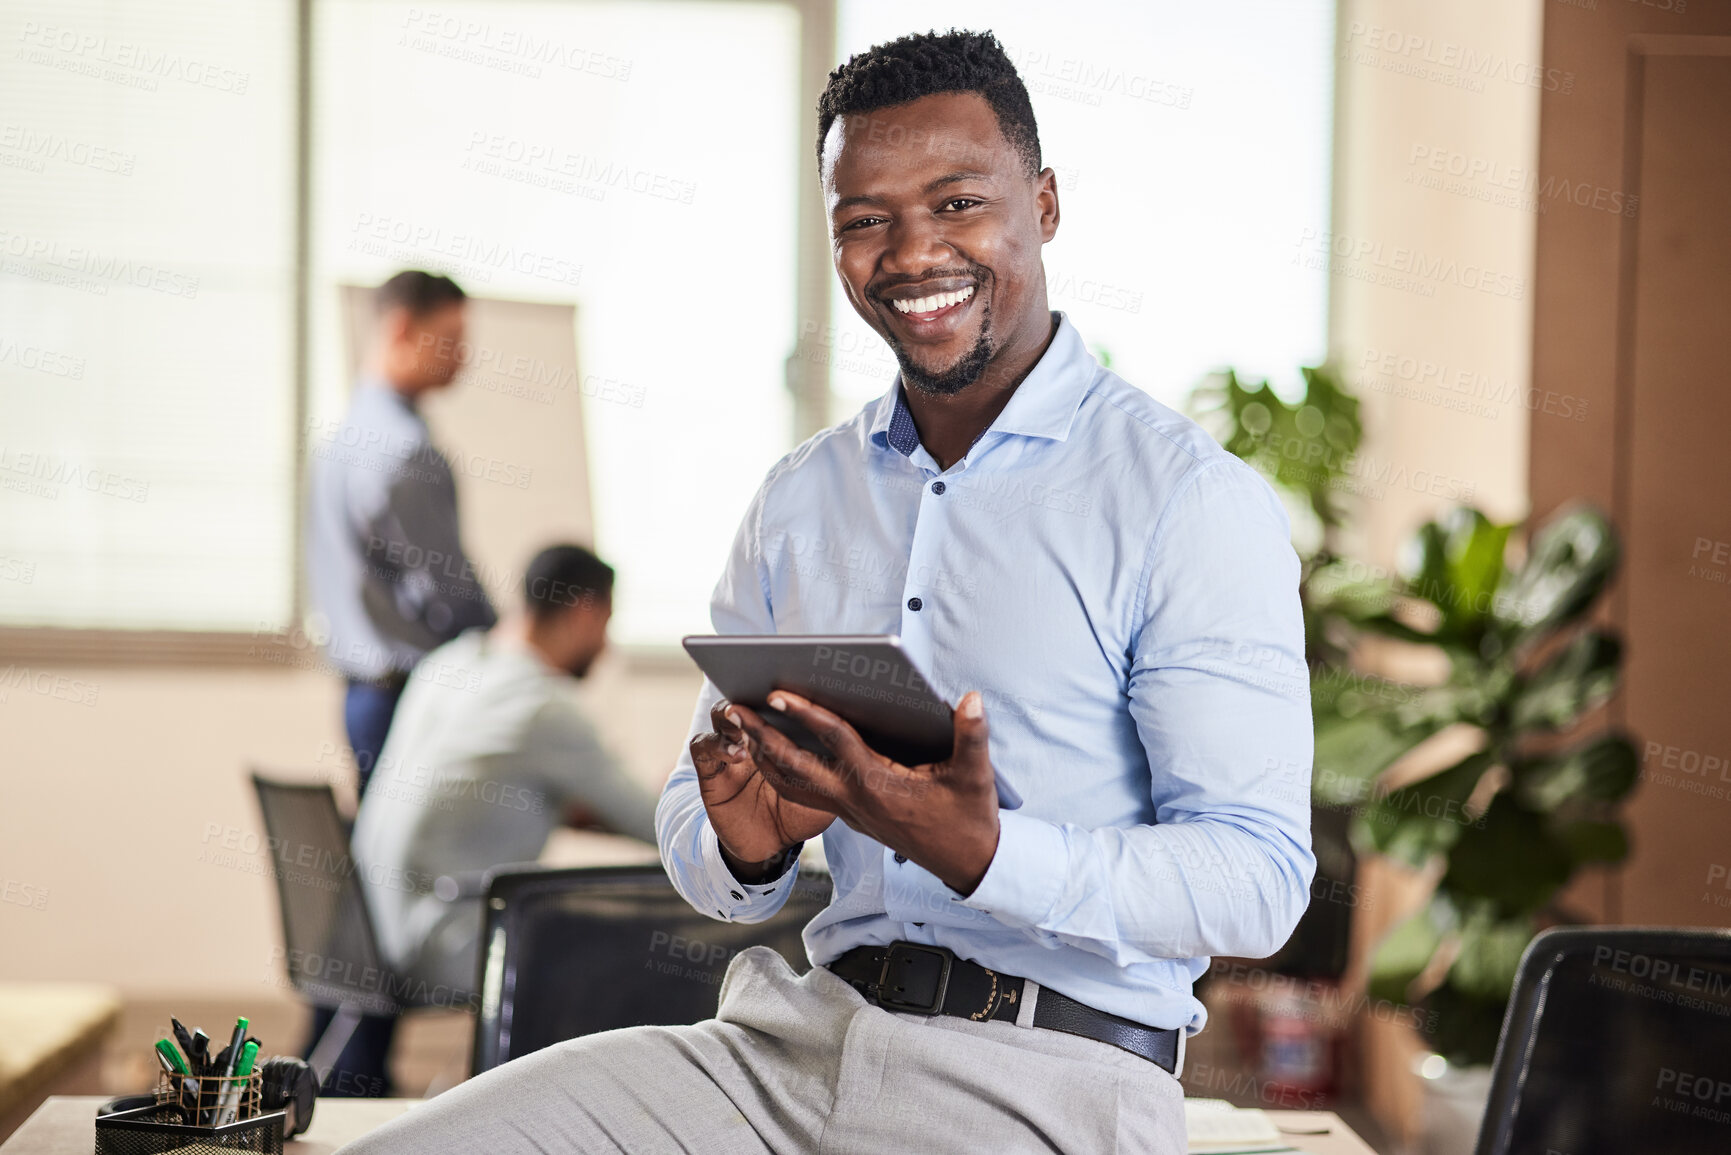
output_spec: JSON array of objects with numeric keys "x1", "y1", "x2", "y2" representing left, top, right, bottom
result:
[
  {"x1": 1, "y1": 0, "x2": 1332, "y2": 646},
  {"x1": 0, "y1": 0, "x2": 298, "y2": 631},
  {"x1": 309, "y1": 0, "x2": 803, "y2": 648}
]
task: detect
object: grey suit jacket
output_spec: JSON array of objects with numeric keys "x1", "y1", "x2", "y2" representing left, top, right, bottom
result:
[{"x1": 306, "y1": 380, "x2": 497, "y2": 679}]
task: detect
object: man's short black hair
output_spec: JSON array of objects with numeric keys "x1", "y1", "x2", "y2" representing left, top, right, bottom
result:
[
  {"x1": 816, "y1": 30, "x2": 1041, "y2": 178},
  {"x1": 376, "y1": 269, "x2": 466, "y2": 318},
  {"x1": 523, "y1": 544, "x2": 614, "y2": 620}
]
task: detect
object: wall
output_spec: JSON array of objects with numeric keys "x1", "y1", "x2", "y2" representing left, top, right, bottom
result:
[
  {"x1": 1529, "y1": 4, "x2": 1731, "y2": 929},
  {"x1": 0, "y1": 655, "x2": 701, "y2": 996},
  {"x1": 1329, "y1": 0, "x2": 1540, "y2": 559}
]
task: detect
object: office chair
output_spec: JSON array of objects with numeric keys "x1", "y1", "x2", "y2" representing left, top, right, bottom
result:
[
  {"x1": 249, "y1": 772, "x2": 478, "y2": 1079},
  {"x1": 1473, "y1": 925, "x2": 1731, "y2": 1155},
  {"x1": 470, "y1": 863, "x2": 832, "y2": 1074}
]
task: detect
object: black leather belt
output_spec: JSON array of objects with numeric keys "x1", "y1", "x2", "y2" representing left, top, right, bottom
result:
[
  {"x1": 349, "y1": 670, "x2": 409, "y2": 693},
  {"x1": 826, "y1": 942, "x2": 1181, "y2": 1075}
]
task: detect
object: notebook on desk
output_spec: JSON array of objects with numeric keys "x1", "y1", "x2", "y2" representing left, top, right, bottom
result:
[{"x1": 1184, "y1": 1098, "x2": 1285, "y2": 1153}]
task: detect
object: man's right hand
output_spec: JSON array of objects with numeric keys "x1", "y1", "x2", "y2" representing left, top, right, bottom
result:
[{"x1": 689, "y1": 699, "x2": 835, "y2": 881}]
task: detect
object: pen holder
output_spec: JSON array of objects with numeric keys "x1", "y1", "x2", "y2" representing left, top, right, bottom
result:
[
  {"x1": 157, "y1": 1070, "x2": 264, "y2": 1125},
  {"x1": 91, "y1": 1072, "x2": 282, "y2": 1155}
]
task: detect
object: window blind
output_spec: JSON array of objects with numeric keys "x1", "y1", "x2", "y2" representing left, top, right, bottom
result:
[{"x1": 0, "y1": 0, "x2": 297, "y2": 631}]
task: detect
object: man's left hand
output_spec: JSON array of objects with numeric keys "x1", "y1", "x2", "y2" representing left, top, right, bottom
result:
[{"x1": 728, "y1": 690, "x2": 1002, "y2": 895}]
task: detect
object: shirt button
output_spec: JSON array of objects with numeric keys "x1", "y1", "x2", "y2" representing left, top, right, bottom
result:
[
  {"x1": 894, "y1": 853, "x2": 907, "y2": 864},
  {"x1": 931, "y1": 481, "x2": 946, "y2": 495},
  {"x1": 907, "y1": 597, "x2": 922, "y2": 612}
]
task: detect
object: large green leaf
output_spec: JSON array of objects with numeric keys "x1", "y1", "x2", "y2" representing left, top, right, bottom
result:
[
  {"x1": 1368, "y1": 899, "x2": 1452, "y2": 1006},
  {"x1": 1352, "y1": 611, "x2": 1441, "y2": 646},
  {"x1": 1319, "y1": 668, "x2": 1431, "y2": 725},
  {"x1": 1440, "y1": 796, "x2": 1574, "y2": 914},
  {"x1": 1449, "y1": 517, "x2": 1514, "y2": 622},
  {"x1": 1354, "y1": 752, "x2": 1495, "y2": 869},
  {"x1": 1397, "y1": 674, "x2": 1507, "y2": 731},
  {"x1": 1189, "y1": 365, "x2": 1363, "y2": 532},
  {"x1": 1397, "y1": 509, "x2": 1516, "y2": 644},
  {"x1": 1508, "y1": 629, "x2": 1622, "y2": 732},
  {"x1": 1405, "y1": 520, "x2": 1452, "y2": 601},
  {"x1": 1299, "y1": 364, "x2": 1364, "y2": 450},
  {"x1": 1555, "y1": 819, "x2": 1630, "y2": 865},
  {"x1": 1312, "y1": 711, "x2": 1444, "y2": 806},
  {"x1": 1422, "y1": 906, "x2": 1540, "y2": 1066},
  {"x1": 1306, "y1": 558, "x2": 1397, "y2": 622},
  {"x1": 1514, "y1": 733, "x2": 1640, "y2": 811},
  {"x1": 1449, "y1": 906, "x2": 1534, "y2": 1001},
  {"x1": 1497, "y1": 503, "x2": 1619, "y2": 647}
]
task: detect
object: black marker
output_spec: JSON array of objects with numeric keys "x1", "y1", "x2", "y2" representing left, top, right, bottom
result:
[{"x1": 170, "y1": 1018, "x2": 197, "y2": 1064}]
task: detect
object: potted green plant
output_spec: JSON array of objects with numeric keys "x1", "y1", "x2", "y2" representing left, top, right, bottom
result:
[
  {"x1": 1188, "y1": 365, "x2": 1635, "y2": 1146},
  {"x1": 1307, "y1": 503, "x2": 1636, "y2": 1069}
]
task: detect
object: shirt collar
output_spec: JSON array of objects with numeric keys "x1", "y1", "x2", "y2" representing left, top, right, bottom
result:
[
  {"x1": 358, "y1": 374, "x2": 420, "y2": 414},
  {"x1": 868, "y1": 311, "x2": 1093, "y2": 458}
]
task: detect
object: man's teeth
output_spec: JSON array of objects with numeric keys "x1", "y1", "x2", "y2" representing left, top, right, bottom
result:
[{"x1": 892, "y1": 285, "x2": 975, "y2": 314}]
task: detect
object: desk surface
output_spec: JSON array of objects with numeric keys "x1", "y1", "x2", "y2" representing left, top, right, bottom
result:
[
  {"x1": 0, "y1": 986, "x2": 120, "y2": 1123},
  {"x1": 1, "y1": 1097, "x2": 1378, "y2": 1154},
  {"x1": 1263, "y1": 1110, "x2": 1379, "y2": 1155},
  {"x1": 0, "y1": 1096, "x2": 415, "y2": 1154}
]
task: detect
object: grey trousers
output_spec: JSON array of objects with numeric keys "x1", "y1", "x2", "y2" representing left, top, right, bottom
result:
[{"x1": 338, "y1": 946, "x2": 1185, "y2": 1154}]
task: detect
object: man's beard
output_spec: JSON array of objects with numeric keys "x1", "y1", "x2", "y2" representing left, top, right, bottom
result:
[{"x1": 884, "y1": 297, "x2": 994, "y2": 397}]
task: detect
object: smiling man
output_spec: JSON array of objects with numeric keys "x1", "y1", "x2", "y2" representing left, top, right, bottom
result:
[{"x1": 341, "y1": 30, "x2": 1312, "y2": 1155}]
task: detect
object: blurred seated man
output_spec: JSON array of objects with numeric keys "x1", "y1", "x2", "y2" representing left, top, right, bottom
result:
[{"x1": 338, "y1": 544, "x2": 658, "y2": 1094}]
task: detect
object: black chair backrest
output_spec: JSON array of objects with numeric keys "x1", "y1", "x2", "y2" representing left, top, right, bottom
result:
[
  {"x1": 249, "y1": 772, "x2": 400, "y2": 1016},
  {"x1": 1475, "y1": 925, "x2": 1731, "y2": 1155},
  {"x1": 471, "y1": 863, "x2": 832, "y2": 1074}
]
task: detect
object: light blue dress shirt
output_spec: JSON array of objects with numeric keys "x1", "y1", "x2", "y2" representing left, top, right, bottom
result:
[{"x1": 656, "y1": 313, "x2": 1314, "y2": 1034}]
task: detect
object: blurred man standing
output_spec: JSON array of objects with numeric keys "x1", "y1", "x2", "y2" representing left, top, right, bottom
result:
[{"x1": 307, "y1": 271, "x2": 497, "y2": 799}]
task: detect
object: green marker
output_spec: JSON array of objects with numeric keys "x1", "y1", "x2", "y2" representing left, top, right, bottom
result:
[
  {"x1": 155, "y1": 1039, "x2": 200, "y2": 1118},
  {"x1": 154, "y1": 1038, "x2": 188, "y2": 1074},
  {"x1": 214, "y1": 1040, "x2": 260, "y2": 1127}
]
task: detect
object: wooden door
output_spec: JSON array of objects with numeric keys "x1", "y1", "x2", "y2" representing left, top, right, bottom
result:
[{"x1": 1532, "y1": 10, "x2": 1731, "y2": 927}]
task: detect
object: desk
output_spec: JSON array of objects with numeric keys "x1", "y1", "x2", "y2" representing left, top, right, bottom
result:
[
  {"x1": 0, "y1": 1097, "x2": 1379, "y2": 1153},
  {"x1": 1262, "y1": 1110, "x2": 1380, "y2": 1154},
  {"x1": 0, "y1": 1096, "x2": 417, "y2": 1154},
  {"x1": 0, "y1": 987, "x2": 120, "y2": 1144}
]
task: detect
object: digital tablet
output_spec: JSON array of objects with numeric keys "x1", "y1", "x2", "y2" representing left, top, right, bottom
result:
[{"x1": 681, "y1": 634, "x2": 1023, "y2": 809}]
